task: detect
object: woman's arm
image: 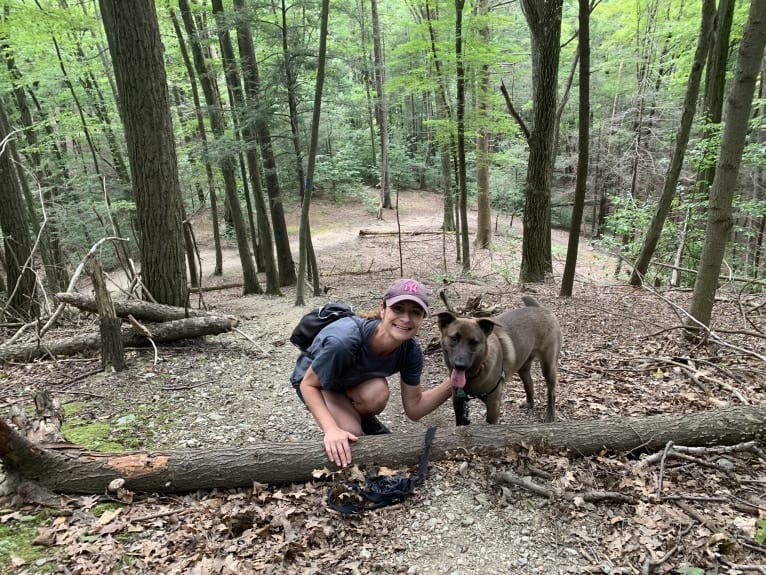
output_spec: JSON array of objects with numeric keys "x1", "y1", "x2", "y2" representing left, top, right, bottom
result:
[
  {"x1": 400, "y1": 377, "x2": 453, "y2": 421},
  {"x1": 300, "y1": 367, "x2": 358, "y2": 467}
]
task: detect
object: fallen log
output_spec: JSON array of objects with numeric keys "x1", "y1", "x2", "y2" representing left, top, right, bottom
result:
[
  {"x1": 358, "y1": 229, "x2": 444, "y2": 237},
  {"x1": 1, "y1": 406, "x2": 763, "y2": 494},
  {"x1": 0, "y1": 316, "x2": 237, "y2": 363},
  {"x1": 55, "y1": 292, "x2": 222, "y2": 322}
]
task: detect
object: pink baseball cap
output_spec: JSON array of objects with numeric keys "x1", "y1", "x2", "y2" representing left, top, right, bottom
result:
[{"x1": 383, "y1": 278, "x2": 429, "y2": 316}]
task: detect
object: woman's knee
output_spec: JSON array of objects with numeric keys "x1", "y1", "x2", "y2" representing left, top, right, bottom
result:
[{"x1": 348, "y1": 378, "x2": 389, "y2": 415}]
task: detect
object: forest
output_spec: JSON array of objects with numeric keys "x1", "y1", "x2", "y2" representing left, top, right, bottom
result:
[
  {"x1": 1, "y1": 0, "x2": 766, "y2": 573},
  {"x1": 0, "y1": 0, "x2": 763, "y2": 322}
]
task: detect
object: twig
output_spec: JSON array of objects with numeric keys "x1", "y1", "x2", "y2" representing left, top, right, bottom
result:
[
  {"x1": 641, "y1": 544, "x2": 678, "y2": 575},
  {"x1": 495, "y1": 470, "x2": 635, "y2": 503},
  {"x1": 656, "y1": 441, "x2": 674, "y2": 500},
  {"x1": 233, "y1": 327, "x2": 270, "y2": 356}
]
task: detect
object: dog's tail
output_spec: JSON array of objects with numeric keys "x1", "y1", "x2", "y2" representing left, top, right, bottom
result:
[{"x1": 521, "y1": 295, "x2": 541, "y2": 307}]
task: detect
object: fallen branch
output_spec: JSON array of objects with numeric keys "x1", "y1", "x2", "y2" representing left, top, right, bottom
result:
[
  {"x1": 55, "y1": 292, "x2": 226, "y2": 322},
  {"x1": 495, "y1": 470, "x2": 635, "y2": 503},
  {"x1": 358, "y1": 229, "x2": 443, "y2": 237},
  {"x1": 0, "y1": 316, "x2": 238, "y2": 362}
]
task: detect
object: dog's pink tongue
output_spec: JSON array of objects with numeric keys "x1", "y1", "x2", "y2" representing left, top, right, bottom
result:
[{"x1": 450, "y1": 369, "x2": 466, "y2": 389}]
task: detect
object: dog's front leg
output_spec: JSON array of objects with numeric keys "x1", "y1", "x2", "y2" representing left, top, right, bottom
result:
[
  {"x1": 484, "y1": 383, "x2": 503, "y2": 424},
  {"x1": 452, "y1": 390, "x2": 470, "y2": 426}
]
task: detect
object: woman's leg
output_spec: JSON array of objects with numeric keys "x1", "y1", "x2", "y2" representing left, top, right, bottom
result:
[{"x1": 321, "y1": 378, "x2": 390, "y2": 435}]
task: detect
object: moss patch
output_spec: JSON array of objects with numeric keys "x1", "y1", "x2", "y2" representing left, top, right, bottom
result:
[{"x1": 0, "y1": 514, "x2": 56, "y2": 573}]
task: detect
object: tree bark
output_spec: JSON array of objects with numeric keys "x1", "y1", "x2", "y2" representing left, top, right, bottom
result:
[
  {"x1": 90, "y1": 260, "x2": 125, "y2": 372},
  {"x1": 99, "y1": 0, "x2": 188, "y2": 307},
  {"x1": 455, "y1": 0, "x2": 470, "y2": 271},
  {"x1": 0, "y1": 316, "x2": 237, "y2": 363},
  {"x1": 519, "y1": 0, "x2": 563, "y2": 283},
  {"x1": 370, "y1": 0, "x2": 391, "y2": 212},
  {"x1": 559, "y1": 0, "x2": 589, "y2": 298},
  {"x1": 473, "y1": 0, "x2": 492, "y2": 250},
  {"x1": 0, "y1": 99, "x2": 39, "y2": 320},
  {"x1": 233, "y1": 0, "x2": 296, "y2": 288},
  {"x1": 1, "y1": 407, "x2": 763, "y2": 494},
  {"x1": 177, "y1": 0, "x2": 262, "y2": 296},
  {"x1": 54, "y1": 292, "x2": 225, "y2": 322}
]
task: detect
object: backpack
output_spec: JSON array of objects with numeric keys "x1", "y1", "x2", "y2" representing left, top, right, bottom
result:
[{"x1": 289, "y1": 303, "x2": 357, "y2": 351}]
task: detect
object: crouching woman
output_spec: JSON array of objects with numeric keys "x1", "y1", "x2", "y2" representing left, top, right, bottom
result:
[{"x1": 289, "y1": 279, "x2": 452, "y2": 467}]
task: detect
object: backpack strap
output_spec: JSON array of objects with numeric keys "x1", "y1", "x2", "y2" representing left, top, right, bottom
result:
[{"x1": 327, "y1": 426, "x2": 437, "y2": 514}]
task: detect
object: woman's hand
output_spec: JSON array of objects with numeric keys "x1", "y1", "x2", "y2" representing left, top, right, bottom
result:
[{"x1": 323, "y1": 426, "x2": 358, "y2": 467}]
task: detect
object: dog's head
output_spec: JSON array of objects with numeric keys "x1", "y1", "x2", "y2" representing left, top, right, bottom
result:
[{"x1": 436, "y1": 312, "x2": 499, "y2": 388}]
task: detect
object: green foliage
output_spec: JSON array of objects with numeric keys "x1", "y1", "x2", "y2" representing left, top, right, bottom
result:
[
  {"x1": 756, "y1": 518, "x2": 766, "y2": 544},
  {"x1": 675, "y1": 569, "x2": 705, "y2": 575}
]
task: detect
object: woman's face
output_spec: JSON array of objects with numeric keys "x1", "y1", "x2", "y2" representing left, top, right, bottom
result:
[{"x1": 380, "y1": 300, "x2": 426, "y2": 342}]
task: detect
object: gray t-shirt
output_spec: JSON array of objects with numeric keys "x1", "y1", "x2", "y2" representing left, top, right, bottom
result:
[{"x1": 289, "y1": 317, "x2": 423, "y2": 393}]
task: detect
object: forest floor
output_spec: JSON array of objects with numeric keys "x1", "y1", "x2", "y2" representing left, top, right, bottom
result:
[{"x1": 1, "y1": 188, "x2": 765, "y2": 574}]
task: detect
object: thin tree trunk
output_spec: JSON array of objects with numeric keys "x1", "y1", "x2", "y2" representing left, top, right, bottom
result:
[
  {"x1": 629, "y1": 0, "x2": 716, "y2": 286},
  {"x1": 233, "y1": 0, "x2": 296, "y2": 288},
  {"x1": 455, "y1": 0, "x2": 469, "y2": 271},
  {"x1": 296, "y1": 0, "x2": 330, "y2": 307},
  {"x1": 0, "y1": 99, "x2": 38, "y2": 320},
  {"x1": 177, "y1": 0, "x2": 261, "y2": 295},
  {"x1": 686, "y1": 0, "x2": 766, "y2": 335},
  {"x1": 474, "y1": 0, "x2": 491, "y2": 249},
  {"x1": 370, "y1": 0, "x2": 391, "y2": 213},
  {"x1": 278, "y1": 0, "x2": 319, "y2": 300},
  {"x1": 560, "y1": 0, "x2": 589, "y2": 298},
  {"x1": 168, "y1": 7, "x2": 223, "y2": 276},
  {"x1": 211, "y1": 0, "x2": 280, "y2": 296}
]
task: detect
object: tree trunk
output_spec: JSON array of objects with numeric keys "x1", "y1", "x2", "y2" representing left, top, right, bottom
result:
[
  {"x1": 168, "y1": 7, "x2": 223, "y2": 277},
  {"x1": 296, "y1": 0, "x2": 330, "y2": 308},
  {"x1": 686, "y1": 0, "x2": 766, "y2": 335},
  {"x1": 233, "y1": 0, "x2": 296, "y2": 288},
  {"x1": 455, "y1": 0, "x2": 470, "y2": 271},
  {"x1": 423, "y1": 0, "x2": 456, "y2": 235},
  {"x1": 628, "y1": 0, "x2": 715, "y2": 287},
  {"x1": 559, "y1": 0, "x2": 589, "y2": 298},
  {"x1": 519, "y1": 0, "x2": 562, "y2": 283},
  {"x1": 473, "y1": 0, "x2": 492, "y2": 250},
  {"x1": 278, "y1": 0, "x2": 319, "y2": 303},
  {"x1": 370, "y1": 0, "x2": 391, "y2": 212},
  {"x1": 99, "y1": 0, "x2": 188, "y2": 307},
  {"x1": 0, "y1": 99, "x2": 38, "y2": 320},
  {"x1": 90, "y1": 260, "x2": 125, "y2": 372},
  {"x1": 696, "y1": 0, "x2": 736, "y2": 197},
  {"x1": 0, "y1": 316, "x2": 237, "y2": 363},
  {"x1": 211, "y1": 0, "x2": 280, "y2": 297},
  {"x1": 177, "y1": 0, "x2": 261, "y2": 296},
  {"x1": 1, "y1": 406, "x2": 763, "y2": 494}
]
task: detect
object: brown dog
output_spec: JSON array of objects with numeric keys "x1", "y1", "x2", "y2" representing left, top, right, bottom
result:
[{"x1": 437, "y1": 296, "x2": 561, "y2": 425}]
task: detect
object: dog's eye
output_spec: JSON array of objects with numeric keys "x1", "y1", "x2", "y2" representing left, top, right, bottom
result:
[{"x1": 469, "y1": 339, "x2": 479, "y2": 348}]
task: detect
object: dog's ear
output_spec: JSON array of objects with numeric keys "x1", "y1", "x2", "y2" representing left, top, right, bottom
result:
[
  {"x1": 477, "y1": 318, "x2": 499, "y2": 336},
  {"x1": 436, "y1": 311, "x2": 457, "y2": 331}
]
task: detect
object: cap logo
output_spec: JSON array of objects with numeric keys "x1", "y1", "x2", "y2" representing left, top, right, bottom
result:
[{"x1": 403, "y1": 281, "x2": 420, "y2": 293}]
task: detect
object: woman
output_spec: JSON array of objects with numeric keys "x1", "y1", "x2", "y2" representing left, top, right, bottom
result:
[{"x1": 290, "y1": 278, "x2": 453, "y2": 467}]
